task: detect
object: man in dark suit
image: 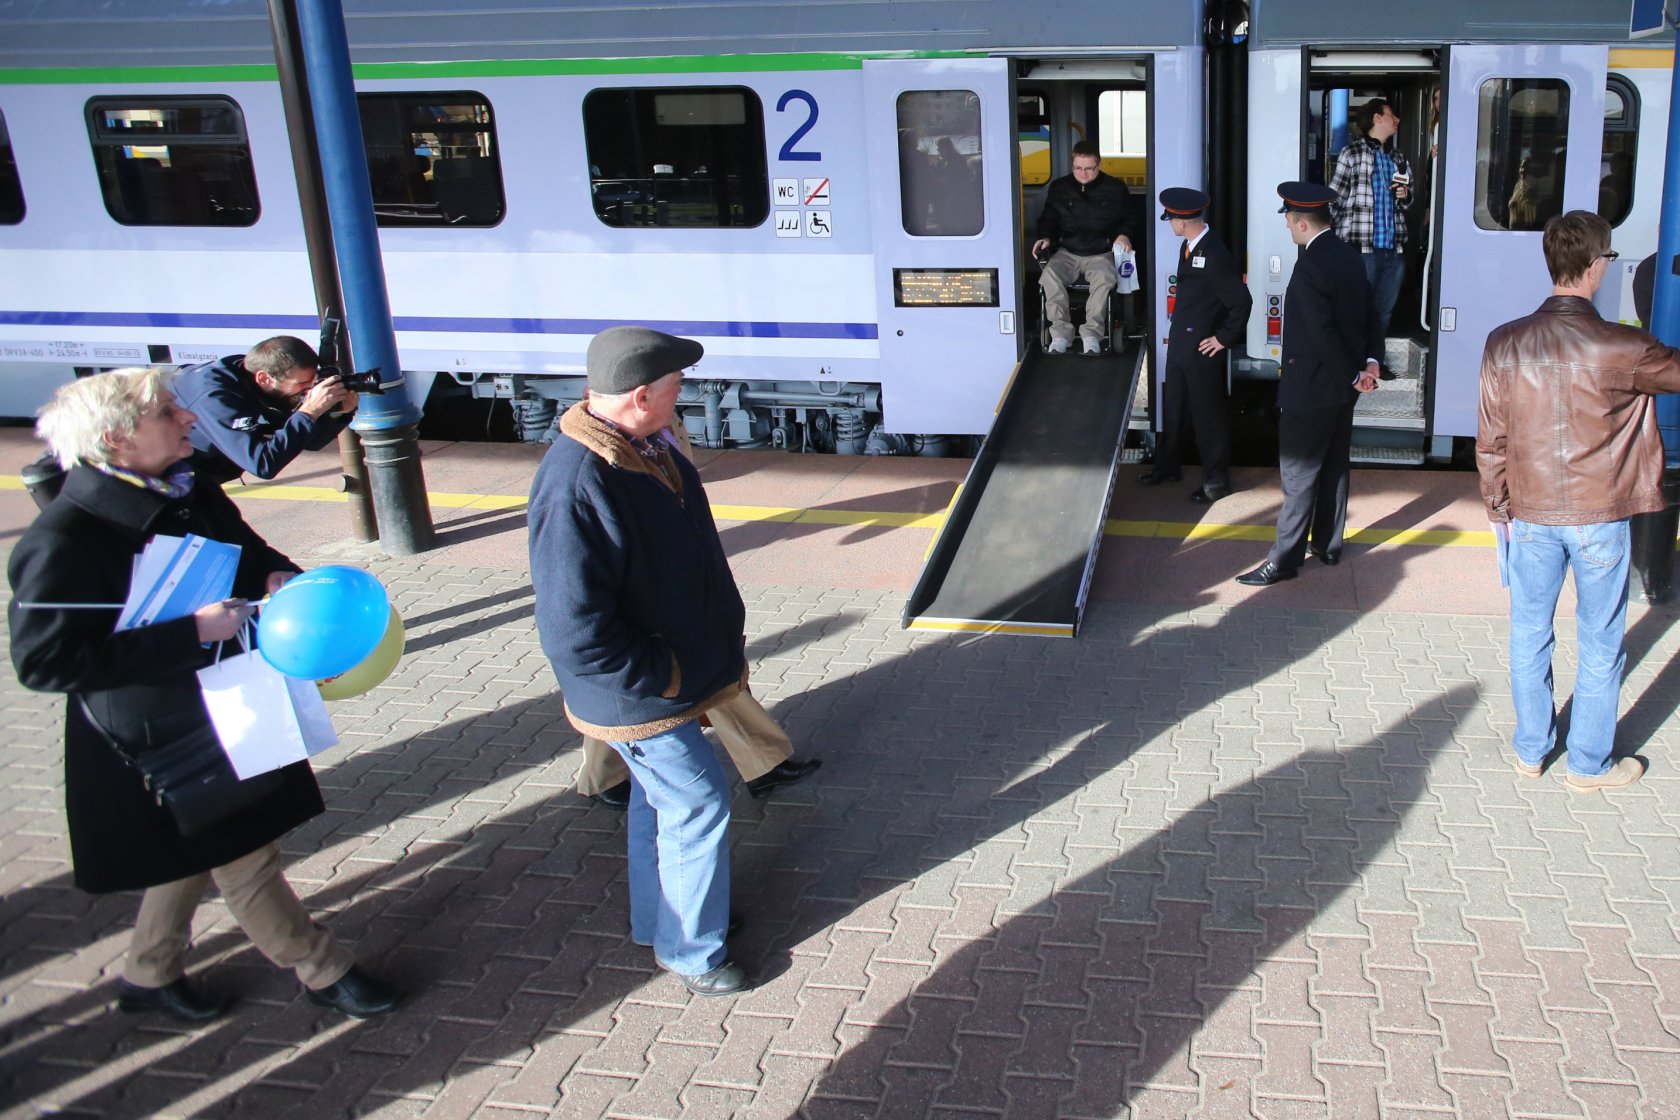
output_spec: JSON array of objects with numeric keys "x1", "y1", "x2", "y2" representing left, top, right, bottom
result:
[
  {"x1": 1236, "y1": 183, "x2": 1381, "y2": 587},
  {"x1": 1140, "y1": 187, "x2": 1253, "y2": 503}
]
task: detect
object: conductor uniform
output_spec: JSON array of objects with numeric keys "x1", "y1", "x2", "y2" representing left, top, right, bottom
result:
[
  {"x1": 1143, "y1": 188, "x2": 1252, "y2": 502},
  {"x1": 1238, "y1": 183, "x2": 1379, "y2": 586}
]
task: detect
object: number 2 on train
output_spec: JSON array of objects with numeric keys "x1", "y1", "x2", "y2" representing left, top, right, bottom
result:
[{"x1": 776, "y1": 90, "x2": 821, "y2": 161}]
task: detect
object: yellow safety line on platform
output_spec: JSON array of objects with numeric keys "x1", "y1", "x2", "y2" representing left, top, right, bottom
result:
[{"x1": 0, "y1": 474, "x2": 1503, "y2": 547}]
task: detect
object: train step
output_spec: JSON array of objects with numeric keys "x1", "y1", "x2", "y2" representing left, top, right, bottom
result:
[{"x1": 1351, "y1": 443, "x2": 1426, "y2": 466}]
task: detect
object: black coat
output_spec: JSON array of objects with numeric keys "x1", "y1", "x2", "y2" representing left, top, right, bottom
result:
[
  {"x1": 1279, "y1": 229, "x2": 1381, "y2": 411},
  {"x1": 1035, "y1": 171, "x2": 1141, "y2": 257},
  {"x1": 1167, "y1": 228, "x2": 1252, "y2": 366},
  {"x1": 7, "y1": 466, "x2": 323, "y2": 893}
]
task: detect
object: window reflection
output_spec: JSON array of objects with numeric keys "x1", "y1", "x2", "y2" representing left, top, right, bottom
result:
[{"x1": 897, "y1": 90, "x2": 984, "y2": 237}]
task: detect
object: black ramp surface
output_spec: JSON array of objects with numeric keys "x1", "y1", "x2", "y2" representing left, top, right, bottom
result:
[{"x1": 910, "y1": 340, "x2": 1140, "y2": 630}]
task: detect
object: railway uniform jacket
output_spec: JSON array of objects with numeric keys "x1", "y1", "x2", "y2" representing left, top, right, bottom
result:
[
  {"x1": 1166, "y1": 228, "x2": 1252, "y2": 367},
  {"x1": 1477, "y1": 295, "x2": 1680, "y2": 525},
  {"x1": 1035, "y1": 170, "x2": 1141, "y2": 257},
  {"x1": 7, "y1": 465, "x2": 323, "y2": 894},
  {"x1": 1279, "y1": 229, "x2": 1380, "y2": 412},
  {"x1": 529, "y1": 402, "x2": 746, "y2": 742},
  {"x1": 174, "y1": 355, "x2": 353, "y2": 486},
  {"x1": 1329, "y1": 136, "x2": 1413, "y2": 253}
]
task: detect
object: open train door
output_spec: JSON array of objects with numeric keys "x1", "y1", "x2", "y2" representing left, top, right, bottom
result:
[
  {"x1": 1431, "y1": 45, "x2": 1607, "y2": 452},
  {"x1": 862, "y1": 58, "x2": 1019, "y2": 438}
]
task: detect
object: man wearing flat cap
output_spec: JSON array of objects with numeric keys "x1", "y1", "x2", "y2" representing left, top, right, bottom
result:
[
  {"x1": 1236, "y1": 183, "x2": 1380, "y2": 587},
  {"x1": 528, "y1": 325, "x2": 749, "y2": 995},
  {"x1": 1140, "y1": 187, "x2": 1252, "y2": 503}
]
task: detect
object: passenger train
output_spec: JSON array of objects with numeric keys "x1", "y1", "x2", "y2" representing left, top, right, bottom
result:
[{"x1": 0, "y1": 0, "x2": 1670, "y2": 463}]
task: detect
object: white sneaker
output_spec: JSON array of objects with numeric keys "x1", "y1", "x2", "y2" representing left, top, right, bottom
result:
[
  {"x1": 1083, "y1": 338, "x2": 1103, "y2": 355},
  {"x1": 1048, "y1": 338, "x2": 1070, "y2": 354}
]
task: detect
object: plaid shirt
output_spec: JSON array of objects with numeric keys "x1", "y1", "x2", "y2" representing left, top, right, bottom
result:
[{"x1": 1329, "y1": 136, "x2": 1412, "y2": 253}]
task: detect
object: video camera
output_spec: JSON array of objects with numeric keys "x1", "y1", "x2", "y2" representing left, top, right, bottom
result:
[{"x1": 317, "y1": 315, "x2": 386, "y2": 395}]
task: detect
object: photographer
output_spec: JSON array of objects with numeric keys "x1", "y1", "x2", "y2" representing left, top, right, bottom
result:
[{"x1": 173, "y1": 336, "x2": 359, "y2": 486}]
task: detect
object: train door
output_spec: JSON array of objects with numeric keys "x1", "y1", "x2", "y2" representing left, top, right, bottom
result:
[
  {"x1": 1432, "y1": 45, "x2": 1606, "y2": 446},
  {"x1": 1303, "y1": 54, "x2": 1439, "y2": 464},
  {"x1": 862, "y1": 58, "x2": 1018, "y2": 437},
  {"x1": 1008, "y1": 54, "x2": 1202, "y2": 426}
]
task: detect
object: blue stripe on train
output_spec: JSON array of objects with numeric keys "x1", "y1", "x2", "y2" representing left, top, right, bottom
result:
[{"x1": 0, "y1": 311, "x2": 880, "y2": 341}]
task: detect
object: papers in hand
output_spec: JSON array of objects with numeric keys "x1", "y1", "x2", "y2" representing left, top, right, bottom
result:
[
  {"x1": 116, "y1": 534, "x2": 241, "y2": 631},
  {"x1": 1493, "y1": 522, "x2": 1510, "y2": 588}
]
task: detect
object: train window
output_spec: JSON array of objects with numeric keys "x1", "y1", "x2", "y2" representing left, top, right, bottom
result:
[
  {"x1": 897, "y1": 90, "x2": 984, "y2": 237},
  {"x1": 0, "y1": 112, "x2": 22, "y2": 224},
  {"x1": 1095, "y1": 90, "x2": 1147, "y2": 190},
  {"x1": 85, "y1": 97, "x2": 259, "y2": 227},
  {"x1": 1018, "y1": 94, "x2": 1050, "y2": 187},
  {"x1": 1473, "y1": 79, "x2": 1568, "y2": 233},
  {"x1": 1598, "y1": 75, "x2": 1638, "y2": 227},
  {"x1": 583, "y1": 87, "x2": 769, "y2": 228},
  {"x1": 359, "y1": 93, "x2": 504, "y2": 227}
]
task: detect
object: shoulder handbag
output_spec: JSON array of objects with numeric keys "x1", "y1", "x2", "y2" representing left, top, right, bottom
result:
[{"x1": 76, "y1": 695, "x2": 286, "y2": 838}]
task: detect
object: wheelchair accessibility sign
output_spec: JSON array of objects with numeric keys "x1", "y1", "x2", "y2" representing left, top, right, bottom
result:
[{"x1": 804, "y1": 210, "x2": 833, "y2": 237}]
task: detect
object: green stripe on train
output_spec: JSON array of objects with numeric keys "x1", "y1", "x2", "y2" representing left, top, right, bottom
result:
[{"x1": 0, "y1": 51, "x2": 973, "y2": 85}]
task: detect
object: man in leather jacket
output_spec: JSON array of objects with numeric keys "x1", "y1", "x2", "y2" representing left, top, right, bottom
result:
[{"x1": 1477, "y1": 210, "x2": 1680, "y2": 793}]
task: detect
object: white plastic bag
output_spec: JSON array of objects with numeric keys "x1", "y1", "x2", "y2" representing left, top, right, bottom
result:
[
  {"x1": 1114, "y1": 248, "x2": 1140, "y2": 294},
  {"x1": 198, "y1": 627, "x2": 339, "y2": 779}
]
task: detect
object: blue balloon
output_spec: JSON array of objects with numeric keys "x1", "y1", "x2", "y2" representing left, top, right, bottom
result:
[{"x1": 257, "y1": 566, "x2": 391, "y2": 680}]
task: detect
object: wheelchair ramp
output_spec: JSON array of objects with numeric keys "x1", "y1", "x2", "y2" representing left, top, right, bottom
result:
[{"x1": 904, "y1": 339, "x2": 1145, "y2": 637}]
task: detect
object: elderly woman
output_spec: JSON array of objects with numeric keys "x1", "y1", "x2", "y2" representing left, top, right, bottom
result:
[{"x1": 7, "y1": 368, "x2": 400, "y2": 1022}]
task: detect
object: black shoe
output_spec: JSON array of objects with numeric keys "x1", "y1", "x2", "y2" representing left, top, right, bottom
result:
[
  {"x1": 1137, "y1": 470, "x2": 1183, "y2": 487},
  {"x1": 589, "y1": 779, "x2": 632, "y2": 810},
  {"x1": 117, "y1": 977, "x2": 231, "y2": 1023},
  {"x1": 746, "y1": 758, "x2": 822, "y2": 800},
  {"x1": 1308, "y1": 547, "x2": 1341, "y2": 567},
  {"x1": 1234, "y1": 561, "x2": 1297, "y2": 587},
  {"x1": 665, "y1": 960, "x2": 749, "y2": 997},
  {"x1": 306, "y1": 966, "x2": 403, "y2": 1019},
  {"x1": 1189, "y1": 485, "x2": 1230, "y2": 505}
]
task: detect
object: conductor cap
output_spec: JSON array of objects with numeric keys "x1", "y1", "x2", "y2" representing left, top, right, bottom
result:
[
  {"x1": 1277, "y1": 181, "x2": 1337, "y2": 213},
  {"x1": 1158, "y1": 187, "x2": 1208, "y2": 220}
]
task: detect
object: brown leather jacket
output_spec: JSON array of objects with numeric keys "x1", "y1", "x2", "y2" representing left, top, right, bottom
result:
[{"x1": 1477, "y1": 296, "x2": 1680, "y2": 525}]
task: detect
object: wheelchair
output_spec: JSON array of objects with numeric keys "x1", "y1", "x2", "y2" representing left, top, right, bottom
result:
[{"x1": 1037, "y1": 274, "x2": 1128, "y2": 354}]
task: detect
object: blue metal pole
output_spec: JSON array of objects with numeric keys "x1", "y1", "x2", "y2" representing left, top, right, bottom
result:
[
  {"x1": 295, "y1": 0, "x2": 434, "y2": 554},
  {"x1": 1649, "y1": 20, "x2": 1680, "y2": 463},
  {"x1": 1624, "y1": 17, "x2": 1680, "y2": 602},
  {"x1": 1328, "y1": 89, "x2": 1350, "y2": 171}
]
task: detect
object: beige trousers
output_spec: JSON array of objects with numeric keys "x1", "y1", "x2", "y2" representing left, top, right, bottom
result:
[
  {"x1": 575, "y1": 687, "x2": 792, "y2": 795},
  {"x1": 123, "y1": 841, "x2": 355, "y2": 991},
  {"x1": 1040, "y1": 248, "x2": 1118, "y2": 344}
]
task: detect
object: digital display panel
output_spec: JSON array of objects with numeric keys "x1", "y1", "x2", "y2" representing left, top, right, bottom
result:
[{"x1": 893, "y1": 268, "x2": 999, "y2": 307}]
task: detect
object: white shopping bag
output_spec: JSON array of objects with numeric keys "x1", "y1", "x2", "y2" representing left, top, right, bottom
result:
[
  {"x1": 1114, "y1": 248, "x2": 1140, "y2": 294},
  {"x1": 198, "y1": 628, "x2": 339, "y2": 779}
]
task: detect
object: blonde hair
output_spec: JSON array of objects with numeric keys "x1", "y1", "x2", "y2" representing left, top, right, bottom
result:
[{"x1": 36, "y1": 366, "x2": 176, "y2": 469}]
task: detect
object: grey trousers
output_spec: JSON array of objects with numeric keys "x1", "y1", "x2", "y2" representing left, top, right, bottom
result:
[{"x1": 1268, "y1": 401, "x2": 1356, "y2": 570}]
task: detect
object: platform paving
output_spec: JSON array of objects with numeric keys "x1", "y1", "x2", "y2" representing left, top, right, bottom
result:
[{"x1": 2, "y1": 434, "x2": 1679, "y2": 1119}]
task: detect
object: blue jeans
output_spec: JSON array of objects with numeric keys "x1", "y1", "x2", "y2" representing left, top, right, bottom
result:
[
  {"x1": 1363, "y1": 248, "x2": 1405, "y2": 342},
  {"x1": 1506, "y1": 519, "x2": 1631, "y2": 777},
  {"x1": 608, "y1": 720, "x2": 731, "y2": 975}
]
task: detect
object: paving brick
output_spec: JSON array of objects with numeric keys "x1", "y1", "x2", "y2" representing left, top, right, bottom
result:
[{"x1": 4, "y1": 525, "x2": 1680, "y2": 1120}]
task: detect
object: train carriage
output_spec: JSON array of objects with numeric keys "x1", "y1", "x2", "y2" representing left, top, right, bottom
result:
[{"x1": 0, "y1": 0, "x2": 1671, "y2": 467}]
